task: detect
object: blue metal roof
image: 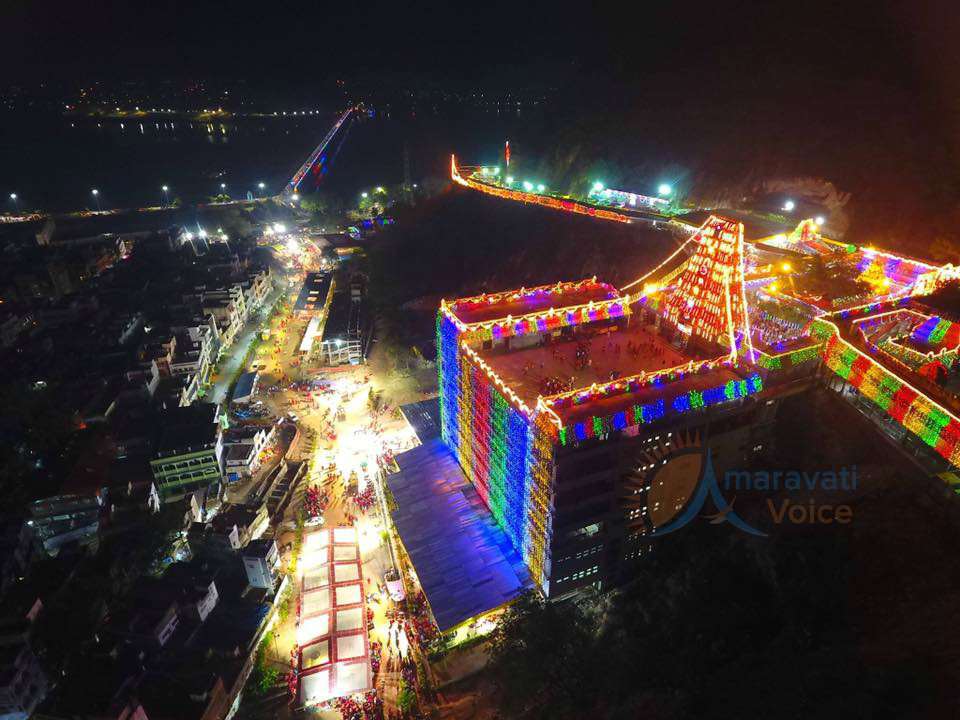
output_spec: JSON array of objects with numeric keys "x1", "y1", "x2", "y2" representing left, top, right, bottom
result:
[
  {"x1": 398, "y1": 398, "x2": 442, "y2": 444},
  {"x1": 387, "y1": 439, "x2": 531, "y2": 632},
  {"x1": 232, "y1": 371, "x2": 258, "y2": 402}
]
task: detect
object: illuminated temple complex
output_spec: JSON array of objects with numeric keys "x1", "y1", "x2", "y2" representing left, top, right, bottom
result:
[{"x1": 389, "y1": 201, "x2": 960, "y2": 639}]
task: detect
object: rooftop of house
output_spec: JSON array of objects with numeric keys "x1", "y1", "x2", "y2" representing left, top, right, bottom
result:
[
  {"x1": 209, "y1": 504, "x2": 262, "y2": 534},
  {"x1": 224, "y1": 443, "x2": 255, "y2": 462},
  {"x1": 446, "y1": 278, "x2": 620, "y2": 326},
  {"x1": 242, "y1": 538, "x2": 277, "y2": 559},
  {"x1": 154, "y1": 403, "x2": 220, "y2": 457},
  {"x1": 294, "y1": 272, "x2": 333, "y2": 314},
  {"x1": 232, "y1": 372, "x2": 258, "y2": 401}
]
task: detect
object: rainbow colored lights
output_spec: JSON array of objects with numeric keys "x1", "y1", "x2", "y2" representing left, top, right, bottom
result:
[
  {"x1": 436, "y1": 311, "x2": 552, "y2": 588},
  {"x1": 556, "y1": 373, "x2": 763, "y2": 446},
  {"x1": 444, "y1": 279, "x2": 629, "y2": 343},
  {"x1": 755, "y1": 344, "x2": 822, "y2": 370},
  {"x1": 436, "y1": 158, "x2": 960, "y2": 587},
  {"x1": 912, "y1": 316, "x2": 960, "y2": 351},
  {"x1": 816, "y1": 320, "x2": 960, "y2": 465}
]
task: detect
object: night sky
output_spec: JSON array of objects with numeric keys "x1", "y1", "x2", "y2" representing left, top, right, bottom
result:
[
  {"x1": 6, "y1": 0, "x2": 960, "y2": 238},
  {"x1": 4, "y1": 0, "x2": 956, "y2": 94}
]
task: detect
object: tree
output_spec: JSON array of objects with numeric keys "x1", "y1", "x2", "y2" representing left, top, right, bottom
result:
[
  {"x1": 299, "y1": 193, "x2": 340, "y2": 217},
  {"x1": 487, "y1": 592, "x2": 600, "y2": 719}
]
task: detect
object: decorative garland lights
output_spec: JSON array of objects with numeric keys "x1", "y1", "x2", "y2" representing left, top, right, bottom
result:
[
  {"x1": 451, "y1": 155, "x2": 633, "y2": 224},
  {"x1": 446, "y1": 279, "x2": 619, "y2": 323},
  {"x1": 556, "y1": 373, "x2": 763, "y2": 446},
  {"x1": 433, "y1": 167, "x2": 960, "y2": 593},
  {"x1": 815, "y1": 319, "x2": 960, "y2": 466},
  {"x1": 912, "y1": 316, "x2": 960, "y2": 351},
  {"x1": 442, "y1": 279, "x2": 630, "y2": 343},
  {"x1": 436, "y1": 311, "x2": 552, "y2": 589},
  {"x1": 664, "y1": 216, "x2": 755, "y2": 359},
  {"x1": 543, "y1": 356, "x2": 732, "y2": 413},
  {"x1": 755, "y1": 344, "x2": 822, "y2": 371}
]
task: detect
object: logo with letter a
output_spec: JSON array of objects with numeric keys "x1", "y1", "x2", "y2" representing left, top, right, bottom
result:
[{"x1": 623, "y1": 433, "x2": 766, "y2": 537}]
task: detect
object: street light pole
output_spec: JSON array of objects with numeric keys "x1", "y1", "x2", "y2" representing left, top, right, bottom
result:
[
  {"x1": 91, "y1": 188, "x2": 101, "y2": 212},
  {"x1": 9, "y1": 193, "x2": 18, "y2": 213},
  {"x1": 162, "y1": 185, "x2": 169, "y2": 207}
]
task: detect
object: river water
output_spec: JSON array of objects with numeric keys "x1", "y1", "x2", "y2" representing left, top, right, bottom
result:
[{"x1": 0, "y1": 104, "x2": 556, "y2": 214}]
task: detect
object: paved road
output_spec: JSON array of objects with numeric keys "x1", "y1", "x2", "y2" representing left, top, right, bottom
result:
[{"x1": 210, "y1": 286, "x2": 287, "y2": 404}]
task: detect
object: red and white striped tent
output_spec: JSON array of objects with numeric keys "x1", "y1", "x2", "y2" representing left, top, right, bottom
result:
[{"x1": 296, "y1": 527, "x2": 372, "y2": 707}]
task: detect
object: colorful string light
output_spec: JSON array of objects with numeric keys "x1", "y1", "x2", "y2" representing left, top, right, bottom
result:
[
  {"x1": 442, "y1": 279, "x2": 630, "y2": 343},
  {"x1": 815, "y1": 319, "x2": 960, "y2": 466},
  {"x1": 556, "y1": 373, "x2": 763, "y2": 446},
  {"x1": 663, "y1": 216, "x2": 755, "y2": 359},
  {"x1": 451, "y1": 155, "x2": 633, "y2": 224}
]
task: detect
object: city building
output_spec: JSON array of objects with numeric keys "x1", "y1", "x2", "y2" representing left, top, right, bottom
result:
[
  {"x1": 149, "y1": 403, "x2": 224, "y2": 502},
  {"x1": 243, "y1": 266, "x2": 273, "y2": 312},
  {"x1": 391, "y1": 208, "x2": 960, "y2": 641},
  {"x1": 429, "y1": 221, "x2": 779, "y2": 603},
  {"x1": 241, "y1": 538, "x2": 280, "y2": 589},
  {"x1": 162, "y1": 562, "x2": 221, "y2": 624},
  {"x1": 202, "y1": 503, "x2": 270, "y2": 552},
  {"x1": 105, "y1": 596, "x2": 180, "y2": 649},
  {"x1": 388, "y1": 216, "x2": 825, "y2": 641},
  {"x1": 222, "y1": 424, "x2": 274, "y2": 481},
  {"x1": 27, "y1": 494, "x2": 102, "y2": 556}
]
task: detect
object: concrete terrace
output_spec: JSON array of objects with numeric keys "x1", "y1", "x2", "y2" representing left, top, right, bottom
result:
[{"x1": 478, "y1": 321, "x2": 695, "y2": 408}]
